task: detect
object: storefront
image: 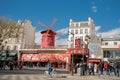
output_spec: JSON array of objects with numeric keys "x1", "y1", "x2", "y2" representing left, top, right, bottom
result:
[{"x1": 88, "y1": 58, "x2": 101, "y2": 64}]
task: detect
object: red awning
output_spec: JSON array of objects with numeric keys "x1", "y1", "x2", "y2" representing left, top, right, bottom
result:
[
  {"x1": 88, "y1": 59, "x2": 101, "y2": 63},
  {"x1": 67, "y1": 48, "x2": 89, "y2": 55},
  {"x1": 21, "y1": 53, "x2": 41, "y2": 62},
  {"x1": 55, "y1": 54, "x2": 70, "y2": 63},
  {"x1": 49, "y1": 54, "x2": 57, "y2": 62},
  {"x1": 40, "y1": 54, "x2": 49, "y2": 62}
]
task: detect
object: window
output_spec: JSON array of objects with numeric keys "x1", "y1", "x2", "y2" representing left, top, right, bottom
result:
[
  {"x1": 80, "y1": 29, "x2": 83, "y2": 34},
  {"x1": 7, "y1": 46, "x2": 10, "y2": 50},
  {"x1": 85, "y1": 29, "x2": 88, "y2": 34},
  {"x1": 13, "y1": 46, "x2": 17, "y2": 50},
  {"x1": 71, "y1": 37, "x2": 73, "y2": 41},
  {"x1": 71, "y1": 30, "x2": 74, "y2": 34},
  {"x1": 80, "y1": 23, "x2": 88, "y2": 27},
  {"x1": 105, "y1": 42, "x2": 108, "y2": 45},
  {"x1": 80, "y1": 36, "x2": 83, "y2": 41},
  {"x1": 76, "y1": 23, "x2": 79, "y2": 27},
  {"x1": 114, "y1": 42, "x2": 117, "y2": 45},
  {"x1": 75, "y1": 30, "x2": 78, "y2": 34},
  {"x1": 103, "y1": 51, "x2": 110, "y2": 58}
]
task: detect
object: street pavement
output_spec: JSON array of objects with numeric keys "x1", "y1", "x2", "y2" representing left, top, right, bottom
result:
[
  {"x1": 0, "y1": 67, "x2": 120, "y2": 80},
  {"x1": 0, "y1": 74, "x2": 120, "y2": 80}
]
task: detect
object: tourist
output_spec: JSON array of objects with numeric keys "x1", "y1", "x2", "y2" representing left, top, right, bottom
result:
[{"x1": 113, "y1": 62, "x2": 119, "y2": 77}]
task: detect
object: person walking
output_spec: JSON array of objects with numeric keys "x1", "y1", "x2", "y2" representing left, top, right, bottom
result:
[
  {"x1": 88, "y1": 63, "x2": 92, "y2": 75},
  {"x1": 91, "y1": 63, "x2": 94, "y2": 75},
  {"x1": 113, "y1": 62, "x2": 119, "y2": 77},
  {"x1": 98, "y1": 62, "x2": 104, "y2": 76},
  {"x1": 104, "y1": 62, "x2": 110, "y2": 76}
]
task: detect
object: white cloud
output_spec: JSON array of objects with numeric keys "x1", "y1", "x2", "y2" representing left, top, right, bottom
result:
[
  {"x1": 35, "y1": 31, "x2": 42, "y2": 45},
  {"x1": 55, "y1": 38, "x2": 68, "y2": 46},
  {"x1": 98, "y1": 27, "x2": 120, "y2": 38},
  {"x1": 95, "y1": 26, "x2": 101, "y2": 31},
  {"x1": 92, "y1": 5, "x2": 97, "y2": 13},
  {"x1": 56, "y1": 27, "x2": 68, "y2": 35}
]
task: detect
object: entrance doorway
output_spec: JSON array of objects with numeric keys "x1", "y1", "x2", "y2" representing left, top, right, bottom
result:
[{"x1": 71, "y1": 54, "x2": 87, "y2": 64}]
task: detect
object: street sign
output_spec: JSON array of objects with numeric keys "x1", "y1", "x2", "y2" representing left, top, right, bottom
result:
[{"x1": 88, "y1": 43, "x2": 99, "y2": 52}]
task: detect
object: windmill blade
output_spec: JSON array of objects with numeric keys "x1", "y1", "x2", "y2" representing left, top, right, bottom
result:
[
  {"x1": 49, "y1": 18, "x2": 57, "y2": 28},
  {"x1": 38, "y1": 20, "x2": 49, "y2": 29}
]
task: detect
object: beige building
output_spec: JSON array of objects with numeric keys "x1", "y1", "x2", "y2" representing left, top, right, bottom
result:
[
  {"x1": 18, "y1": 20, "x2": 36, "y2": 49},
  {"x1": 3, "y1": 19, "x2": 36, "y2": 51}
]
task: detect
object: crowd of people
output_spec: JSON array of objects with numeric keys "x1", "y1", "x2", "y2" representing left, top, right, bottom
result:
[
  {"x1": 73, "y1": 61, "x2": 120, "y2": 77},
  {"x1": 0, "y1": 61, "x2": 18, "y2": 70}
]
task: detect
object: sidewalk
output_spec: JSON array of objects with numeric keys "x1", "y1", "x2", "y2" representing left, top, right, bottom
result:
[{"x1": 54, "y1": 74, "x2": 120, "y2": 80}]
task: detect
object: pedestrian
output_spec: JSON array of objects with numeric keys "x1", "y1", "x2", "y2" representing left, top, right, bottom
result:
[
  {"x1": 75, "y1": 63, "x2": 79, "y2": 74},
  {"x1": 113, "y1": 62, "x2": 119, "y2": 77},
  {"x1": 88, "y1": 63, "x2": 92, "y2": 75},
  {"x1": 104, "y1": 62, "x2": 110, "y2": 76},
  {"x1": 80, "y1": 63, "x2": 86, "y2": 76},
  {"x1": 98, "y1": 62, "x2": 104, "y2": 76},
  {"x1": 47, "y1": 60, "x2": 52, "y2": 75},
  {"x1": 91, "y1": 63, "x2": 94, "y2": 75},
  {"x1": 94, "y1": 63, "x2": 98, "y2": 73}
]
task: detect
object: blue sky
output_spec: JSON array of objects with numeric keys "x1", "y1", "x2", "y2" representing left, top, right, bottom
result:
[{"x1": 0, "y1": 0, "x2": 120, "y2": 45}]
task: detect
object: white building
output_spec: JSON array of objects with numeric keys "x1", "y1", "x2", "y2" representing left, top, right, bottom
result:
[
  {"x1": 68, "y1": 17, "x2": 102, "y2": 61},
  {"x1": 68, "y1": 17, "x2": 96, "y2": 48},
  {"x1": 101, "y1": 37, "x2": 120, "y2": 62}
]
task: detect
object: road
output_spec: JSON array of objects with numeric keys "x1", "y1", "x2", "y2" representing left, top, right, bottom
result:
[
  {"x1": 0, "y1": 67, "x2": 120, "y2": 80},
  {"x1": 0, "y1": 67, "x2": 69, "y2": 75}
]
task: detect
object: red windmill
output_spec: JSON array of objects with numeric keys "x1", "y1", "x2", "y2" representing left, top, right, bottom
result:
[{"x1": 38, "y1": 18, "x2": 57, "y2": 48}]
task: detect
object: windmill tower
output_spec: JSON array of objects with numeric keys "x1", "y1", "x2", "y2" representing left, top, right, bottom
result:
[{"x1": 38, "y1": 18, "x2": 57, "y2": 48}]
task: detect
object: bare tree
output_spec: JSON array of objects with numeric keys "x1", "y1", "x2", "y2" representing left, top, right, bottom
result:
[{"x1": 0, "y1": 18, "x2": 23, "y2": 50}]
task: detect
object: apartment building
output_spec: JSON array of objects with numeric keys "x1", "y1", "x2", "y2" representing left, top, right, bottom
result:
[
  {"x1": 18, "y1": 20, "x2": 36, "y2": 49},
  {"x1": 68, "y1": 17, "x2": 102, "y2": 63},
  {"x1": 101, "y1": 37, "x2": 120, "y2": 62},
  {"x1": 68, "y1": 17, "x2": 96, "y2": 48}
]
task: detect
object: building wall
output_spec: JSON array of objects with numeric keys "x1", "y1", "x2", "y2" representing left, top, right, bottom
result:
[
  {"x1": 68, "y1": 17, "x2": 102, "y2": 59},
  {"x1": 101, "y1": 38, "x2": 120, "y2": 61},
  {"x1": 3, "y1": 25, "x2": 23, "y2": 51},
  {"x1": 18, "y1": 20, "x2": 36, "y2": 49},
  {"x1": 68, "y1": 17, "x2": 96, "y2": 48}
]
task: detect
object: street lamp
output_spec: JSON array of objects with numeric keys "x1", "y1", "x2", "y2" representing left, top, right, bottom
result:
[
  {"x1": 85, "y1": 35, "x2": 91, "y2": 63},
  {"x1": 68, "y1": 31, "x2": 74, "y2": 75}
]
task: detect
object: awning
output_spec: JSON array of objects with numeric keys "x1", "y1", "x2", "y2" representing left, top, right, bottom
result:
[
  {"x1": 88, "y1": 59, "x2": 101, "y2": 63},
  {"x1": 21, "y1": 53, "x2": 41, "y2": 62},
  {"x1": 0, "y1": 57, "x2": 6, "y2": 61},
  {"x1": 9, "y1": 52, "x2": 17, "y2": 56},
  {"x1": 1, "y1": 53, "x2": 6, "y2": 56},
  {"x1": 6, "y1": 57, "x2": 13, "y2": 61}
]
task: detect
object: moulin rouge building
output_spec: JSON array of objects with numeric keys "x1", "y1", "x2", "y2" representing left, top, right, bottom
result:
[{"x1": 19, "y1": 18, "x2": 91, "y2": 69}]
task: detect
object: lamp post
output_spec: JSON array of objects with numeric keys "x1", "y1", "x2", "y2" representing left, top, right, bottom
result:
[
  {"x1": 68, "y1": 31, "x2": 74, "y2": 75},
  {"x1": 85, "y1": 35, "x2": 91, "y2": 63}
]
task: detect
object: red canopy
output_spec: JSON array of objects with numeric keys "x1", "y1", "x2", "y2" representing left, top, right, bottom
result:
[
  {"x1": 40, "y1": 54, "x2": 49, "y2": 62},
  {"x1": 49, "y1": 54, "x2": 57, "y2": 62},
  {"x1": 21, "y1": 53, "x2": 41, "y2": 62},
  {"x1": 88, "y1": 59, "x2": 101, "y2": 63},
  {"x1": 55, "y1": 54, "x2": 70, "y2": 63}
]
